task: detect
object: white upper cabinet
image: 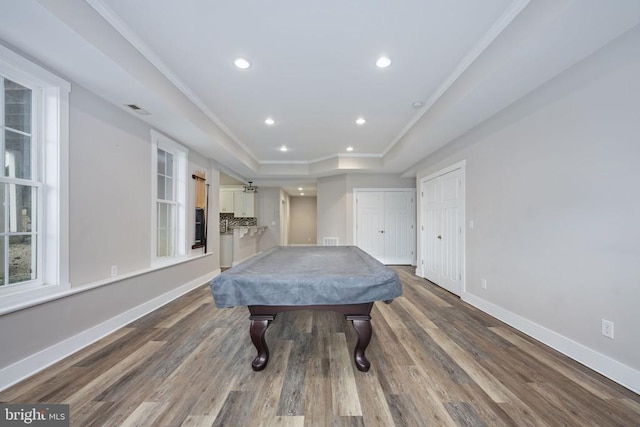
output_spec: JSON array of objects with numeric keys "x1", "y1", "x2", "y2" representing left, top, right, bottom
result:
[
  {"x1": 234, "y1": 192, "x2": 255, "y2": 217},
  {"x1": 219, "y1": 190, "x2": 234, "y2": 213}
]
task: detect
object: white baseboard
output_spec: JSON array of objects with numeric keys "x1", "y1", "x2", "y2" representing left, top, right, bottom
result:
[
  {"x1": 462, "y1": 292, "x2": 640, "y2": 395},
  {"x1": 0, "y1": 270, "x2": 219, "y2": 391}
]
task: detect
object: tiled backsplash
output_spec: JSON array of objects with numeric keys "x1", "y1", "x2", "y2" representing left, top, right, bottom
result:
[{"x1": 220, "y1": 212, "x2": 257, "y2": 229}]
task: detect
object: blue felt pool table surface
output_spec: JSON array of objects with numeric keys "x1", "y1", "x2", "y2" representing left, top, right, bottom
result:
[{"x1": 210, "y1": 245, "x2": 403, "y2": 308}]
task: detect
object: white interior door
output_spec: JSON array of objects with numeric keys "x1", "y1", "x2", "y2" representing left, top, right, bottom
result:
[
  {"x1": 421, "y1": 178, "x2": 440, "y2": 282},
  {"x1": 355, "y1": 192, "x2": 385, "y2": 261},
  {"x1": 384, "y1": 192, "x2": 415, "y2": 264},
  {"x1": 355, "y1": 189, "x2": 415, "y2": 264},
  {"x1": 420, "y1": 166, "x2": 464, "y2": 295},
  {"x1": 438, "y1": 170, "x2": 462, "y2": 293}
]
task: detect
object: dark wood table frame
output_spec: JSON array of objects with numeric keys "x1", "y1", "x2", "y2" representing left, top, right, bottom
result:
[{"x1": 248, "y1": 302, "x2": 374, "y2": 372}]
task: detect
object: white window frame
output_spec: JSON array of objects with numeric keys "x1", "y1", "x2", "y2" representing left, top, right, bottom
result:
[
  {"x1": 150, "y1": 130, "x2": 187, "y2": 264},
  {"x1": 0, "y1": 43, "x2": 70, "y2": 313}
]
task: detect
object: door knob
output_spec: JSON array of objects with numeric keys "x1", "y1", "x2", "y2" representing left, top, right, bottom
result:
[{"x1": 437, "y1": 235, "x2": 442, "y2": 239}]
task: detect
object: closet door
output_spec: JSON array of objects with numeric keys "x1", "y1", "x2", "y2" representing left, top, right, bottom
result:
[
  {"x1": 421, "y1": 178, "x2": 440, "y2": 281},
  {"x1": 383, "y1": 191, "x2": 415, "y2": 264},
  {"x1": 438, "y1": 170, "x2": 462, "y2": 293},
  {"x1": 355, "y1": 190, "x2": 415, "y2": 264},
  {"x1": 420, "y1": 167, "x2": 463, "y2": 296}
]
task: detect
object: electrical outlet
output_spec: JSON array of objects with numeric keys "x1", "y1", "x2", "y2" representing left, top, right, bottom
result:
[
  {"x1": 111, "y1": 265, "x2": 118, "y2": 277},
  {"x1": 601, "y1": 319, "x2": 614, "y2": 339},
  {"x1": 481, "y1": 278, "x2": 487, "y2": 289}
]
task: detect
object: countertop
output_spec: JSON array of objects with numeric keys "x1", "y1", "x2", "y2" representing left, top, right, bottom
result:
[{"x1": 220, "y1": 225, "x2": 264, "y2": 235}]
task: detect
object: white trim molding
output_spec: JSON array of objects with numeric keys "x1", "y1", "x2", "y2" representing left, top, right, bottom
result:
[
  {"x1": 462, "y1": 292, "x2": 640, "y2": 395},
  {"x1": 382, "y1": 0, "x2": 531, "y2": 157},
  {"x1": 0, "y1": 270, "x2": 219, "y2": 392}
]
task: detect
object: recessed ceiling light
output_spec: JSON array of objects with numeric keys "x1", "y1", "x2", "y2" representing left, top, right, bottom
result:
[
  {"x1": 264, "y1": 118, "x2": 275, "y2": 125},
  {"x1": 234, "y1": 58, "x2": 251, "y2": 69},
  {"x1": 412, "y1": 101, "x2": 425, "y2": 108},
  {"x1": 355, "y1": 118, "x2": 366, "y2": 125},
  {"x1": 375, "y1": 56, "x2": 391, "y2": 68},
  {"x1": 300, "y1": 193, "x2": 305, "y2": 196},
  {"x1": 298, "y1": 187, "x2": 303, "y2": 191},
  {"x1": 280, "y1": 145, "x2": 288, "y2": 152},
  {"x1": 346, "y1": 146, "x2": 354, "y2": 152}
]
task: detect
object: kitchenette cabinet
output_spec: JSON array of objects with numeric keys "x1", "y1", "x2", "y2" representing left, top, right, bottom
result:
[
  {"x1": 220, "y1": 226, "x2": 266, "y2": 267},
  {"x1": 234, "y1": 192, "x2": 255, "y2": 217},
  {"x1": 220, "y1": 190, "x2": 234, "y2": 213},
  {"x1": 220, "y1": 233, "x2": 233, "y2": 267},
  {"x1": 219, "y1": 189, "x2": 254, "y2": 217}
]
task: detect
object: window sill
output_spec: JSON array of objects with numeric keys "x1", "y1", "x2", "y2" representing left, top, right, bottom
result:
[{"x1": 0, "y1": 252, "x2": 214, "y2": 316}]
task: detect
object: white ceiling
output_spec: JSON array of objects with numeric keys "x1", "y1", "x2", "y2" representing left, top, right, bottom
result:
[{"x1": 2, "y1": 0, "x2": 640, "y2": 196}]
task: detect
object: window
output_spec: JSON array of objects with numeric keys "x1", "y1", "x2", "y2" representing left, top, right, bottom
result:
[
  {"x1": 156, "y1": 148, "x2": 175, "y2": 257},
  {"x1": 1, "y1": 77, "x2": 37, "y2": 287},
  {"x1": 151, "y1": 130, "x2": 187, "y2": 262},
  {"x1": 0, "y1": 43, "x2": 69, "y2": 310}
]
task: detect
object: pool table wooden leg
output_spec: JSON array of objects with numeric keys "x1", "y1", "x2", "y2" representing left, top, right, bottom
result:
[
  {"x1": 346, "y1": 315, "x2": 372, "y2": 372},
  {"x1": 249, "y1": 315, "x2": 274, "y2": 371}
]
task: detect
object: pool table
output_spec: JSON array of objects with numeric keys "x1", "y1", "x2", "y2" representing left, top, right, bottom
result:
[{"x1": 210, "y1": 246, "x2": 403, "y2": 372}]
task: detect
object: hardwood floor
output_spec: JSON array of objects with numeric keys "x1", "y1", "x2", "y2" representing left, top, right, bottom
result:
[{"x1": 2, "y1": 266, "x2": 639, "y2": 426}]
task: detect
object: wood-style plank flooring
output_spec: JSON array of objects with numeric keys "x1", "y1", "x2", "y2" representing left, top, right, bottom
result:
[{"x1": 2, "y1": 266, "x2": 639, "y2": 426}]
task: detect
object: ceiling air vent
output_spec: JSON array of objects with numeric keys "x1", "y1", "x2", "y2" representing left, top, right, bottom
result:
[{"x1": 125, "y1": 104, "x2": 150, "y2": 115}]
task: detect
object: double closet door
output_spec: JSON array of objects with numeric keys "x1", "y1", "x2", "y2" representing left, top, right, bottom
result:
[{"x1": 354, "y1": 189, "x2": 415, "y2": 265}]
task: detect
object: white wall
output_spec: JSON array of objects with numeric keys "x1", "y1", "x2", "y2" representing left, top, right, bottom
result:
[
  {"x1": 0, "y1": 78, "x2": 220, "y2": 389},
  {"x1": 317, "y1": 173, "x2": 416, "y2": 246},
  {"x1": 69, "y1": 84, "x2": 218, "y2": 285},
  {"x1": 289, "y1": 197, "x2": 317, "y2": 245},
  {"x1": 317, "y1": 174, "x2": 348, "y2": 245},
  {"x1": 257, "y1": 187, "x2": 282, "y2": 251},
  {"x1": 415, "y1": 26, "x2": 640, "y2": 391},
  {"x1": 69, "y1": 84, "x2": 153, "y2": 285}
]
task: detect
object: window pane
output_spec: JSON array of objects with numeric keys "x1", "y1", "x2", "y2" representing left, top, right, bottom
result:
[
  {"x1": 0, "y1": 236, "x2": 4, "y2": 286},
  {"x1": 0, "y1": 184, "x2": 5, "y2": 234},
  {"x1": 156, "y1": 203, "x2": 167, "y2": 256},
  {"x1": 9, "y1": 235, "x2": 35, "y2": 284},
  {"x1": 4, "y1": 79, "x2": 32, "y2": 134},
  {"x1": 156, "y1": 203, "x2": 175, "y2": 258},
  {"x1": 157, "y1": 227, "x2": 168, "y2": 257},
  {"x1": 157, "y1": 149, "x2": 165, "y2": 175},
  {"x1": 165, "y1": 152, "x2": 173, "y2": 178},
  {"x1": 157, "y1": 202, "x2": 173, "y2": 257},
  {"x1": 165, "y1": 176, "x2": 173, "y2": 201},
  {"x1": 7, "y1": 184, "x2": 34, "y2": 233},
  {"x1": 5, "y1": 130, "x2": 32, "y2": 179},
  {"x1": 167, "y1": 204, "x2": 175, "y2": 255},
  {"x1": 157, "y1": 202, "x2": 167, "y2": 228},
  {"x1": 157, "y1": 175, "x2": 165, "y2": 200}
]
